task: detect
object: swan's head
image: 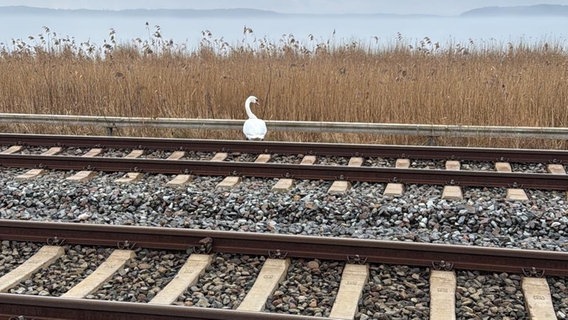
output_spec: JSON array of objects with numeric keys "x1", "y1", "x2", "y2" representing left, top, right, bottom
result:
[{"x1": 247, "y1": 96, "x2": 260, "y2": 106}]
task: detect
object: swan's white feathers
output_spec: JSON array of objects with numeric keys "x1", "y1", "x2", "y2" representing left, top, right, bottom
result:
[
  {"x1": 243, "y1": 118, "x2": 267, "y2": 140},
  {"x1": 242, "y1": 96, "x2": 267, "y2": 140}
]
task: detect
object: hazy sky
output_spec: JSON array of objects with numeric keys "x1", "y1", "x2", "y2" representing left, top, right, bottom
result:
[{"x1": 1, "y1": 0, "x2": 566, "y2": 15}]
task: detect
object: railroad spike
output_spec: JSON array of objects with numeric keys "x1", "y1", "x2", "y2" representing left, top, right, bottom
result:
[
  {"x1": 188, "y1": 237, "x2": 213, "y2": 254},
  {"x1": 268, "y1": 249, "x2": 288, "y2": 259},
  {"x1": 431, "y1": 260, "x2": 454, "y2": 271},
  {"x1": 117, "y1": 240, "x2": 136, "y2": 250},
  {"x1": 201, "y1": 237, "x2": 213, "y2": 253},
  {"x1": 522, "y1": 267, "x2": 545, "y2": 278},
  {"x1": 47, "y1": 236, "x2": 65, "y2": 246},
  {"x1": 347, "y1": 254, "x2": 368, "y2": 264},
  {"x1": 511, "y1": 182, "x2": 521, "y2": 188}
]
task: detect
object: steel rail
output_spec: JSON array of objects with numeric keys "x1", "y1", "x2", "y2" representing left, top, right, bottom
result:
[
  {"x1": 0, "y1": 220, "x2": 567, "y2": 276},
  {"x1": 0, "y1": 294, "x2": 328, "y2": 320},
  {"x1": 1, "y1": 133, "x2": 567, "y2": 163},
  {"x1": 0, "y1": 154, "x2": 566, "y2": 190},
  {"x1": 1, "y1": 113, "x2": 568, "y2": 139}
]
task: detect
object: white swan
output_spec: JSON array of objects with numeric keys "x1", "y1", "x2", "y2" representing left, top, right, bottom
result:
[{"x1": 242, "y1": 96, "x2": 267, "y2": 140}]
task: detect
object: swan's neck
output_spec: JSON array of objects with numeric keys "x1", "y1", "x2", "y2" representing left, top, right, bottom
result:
[{"x1": 245, "y1": 99, "x2": 258, "y2": 119}]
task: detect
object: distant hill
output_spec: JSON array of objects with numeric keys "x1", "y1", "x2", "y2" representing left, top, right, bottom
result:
[
  {"x1": 461, "y1": 4, "x2": 568, "y2": 17},
  {"x1": 0, "y1": 6, "x2": 282, "y2": 18},
  {"x1": 5, "y1": 4, "x2": 567, "y2": 19},
  {"x1": 0, "y1": 5, "x2": 440, "y2": 19}
]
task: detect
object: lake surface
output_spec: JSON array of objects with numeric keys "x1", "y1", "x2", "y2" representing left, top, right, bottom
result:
[{"x1": 0, "y1": 13, "x2": 566, "y2": 51}]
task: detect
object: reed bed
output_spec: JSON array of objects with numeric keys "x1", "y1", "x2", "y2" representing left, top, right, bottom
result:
[{"x1": 0, "y1": 27, "x2": 566, "y2": 148}]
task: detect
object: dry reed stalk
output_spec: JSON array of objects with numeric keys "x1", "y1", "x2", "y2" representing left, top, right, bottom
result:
[{"x1": 0, "y1": 35, "x2": 566, "y2": 148}]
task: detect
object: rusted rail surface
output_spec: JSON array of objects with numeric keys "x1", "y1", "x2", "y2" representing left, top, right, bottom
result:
[
  {"x1": 0, "y1": 153, "x2": 566, "y2": 190},
  {"x1": 0, "y1": 133, "x2": 567, "y2": 163},
  {"x1": 0, "y1": 220, "x2": 567, "y2": 276},
  {"x1": 0, "y1": 294, "x2": 326, "y2": 320}
]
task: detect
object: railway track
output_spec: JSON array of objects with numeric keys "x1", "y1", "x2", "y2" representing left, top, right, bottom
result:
[
  {"x1": 0, "y1": 220, "x2": 567, "y2": 319},
  {"x1": 2, "y1": 133, "x2": 568, "y2": 162},
  {"x1": 0, "y1": 134, "x2": 566, "y2": 193},
  {"x1": 0, "y1": 134, "x2": 567, "y2": 319}
]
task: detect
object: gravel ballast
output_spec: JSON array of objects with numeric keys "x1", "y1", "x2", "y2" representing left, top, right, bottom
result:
[
  {"x1": 0, "y1": 164, "x2": 566, "y2": 319},
  {"x1": 1, "y1": 169, "x2": 566, "y2": 252}
]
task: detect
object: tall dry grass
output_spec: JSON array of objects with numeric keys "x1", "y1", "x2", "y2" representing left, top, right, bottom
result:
[{"x1": 0, "y1": 27, "x2": 566, "y2": 148}]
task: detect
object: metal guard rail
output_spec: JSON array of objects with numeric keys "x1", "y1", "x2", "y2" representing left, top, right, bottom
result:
[{"x1": 1, "y1": 113, "x2": 567, "y2": 139}]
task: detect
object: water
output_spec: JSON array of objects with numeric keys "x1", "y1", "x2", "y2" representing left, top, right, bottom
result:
[{"x1": 0, "y1": 13, "x2": 566, "y2": 51}]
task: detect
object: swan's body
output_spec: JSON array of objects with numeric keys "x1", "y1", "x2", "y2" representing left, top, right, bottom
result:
[{"x1": 243, "y1": 96, "x2": 267, "y2": 140}]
